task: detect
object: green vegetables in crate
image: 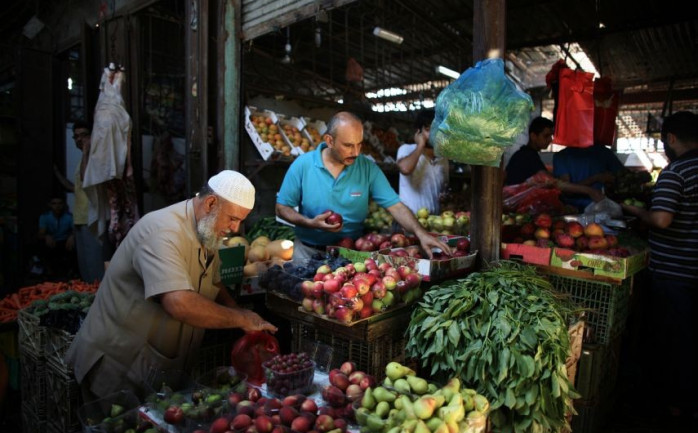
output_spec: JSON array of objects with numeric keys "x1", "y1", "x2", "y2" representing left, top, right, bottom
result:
[
  {"x1": 430, "y1": 58, "x2": 533, "y2": 167},
  {"x1": 405, "y1": 261, "x2": 581, "y2": 433},
  {"x1": 246, "y1": 216, "x2": 295, "y2": 241}
]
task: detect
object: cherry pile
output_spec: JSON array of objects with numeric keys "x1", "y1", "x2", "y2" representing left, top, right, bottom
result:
[{"x1": 263, "y1": 352, "x2": 315, "y2": 396}]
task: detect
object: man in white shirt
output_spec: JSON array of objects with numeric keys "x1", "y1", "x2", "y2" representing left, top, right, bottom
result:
[{"x1": 396, "y1": 109, "x2": 449, "y2": 215}]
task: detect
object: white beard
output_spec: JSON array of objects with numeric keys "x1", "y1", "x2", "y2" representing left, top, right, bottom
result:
[{"x1": 197, "y1": 207, "x2": 222, "y2": 251}]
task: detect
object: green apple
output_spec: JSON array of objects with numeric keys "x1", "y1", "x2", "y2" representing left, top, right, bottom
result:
[{"x1": 417, "y1": 207, "x2": 429, "y2": 219}]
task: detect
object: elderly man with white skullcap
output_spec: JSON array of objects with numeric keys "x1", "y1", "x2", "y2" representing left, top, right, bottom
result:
[{"x1": 66, "y1": 170, "x2": 277, "y2": 403}]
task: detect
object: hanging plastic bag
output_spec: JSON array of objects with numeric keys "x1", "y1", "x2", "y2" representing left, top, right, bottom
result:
[
  {"x1": 503, "y1": 172, "x2": 564, "y2": 215},
  {"x1": 554, "y1": 67, "x2": 595, "y2": 148},
  {"x1": 230, "y1": 331, "x2": 280, "y2": 386},
  {"x1": 430, "y1": 58, "x2": 534, "y2": 167},
  {"x1": 593, "y1": 77, "x2": 620, "y2": 146}
]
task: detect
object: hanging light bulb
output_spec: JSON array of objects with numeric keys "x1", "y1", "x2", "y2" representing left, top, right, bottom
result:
[
  {"x1": 315, "y1": 26, "x2": 322, "y2": 48},
  {"x1": 281, "y1": 27, "x2": 292, "y2": 64}
]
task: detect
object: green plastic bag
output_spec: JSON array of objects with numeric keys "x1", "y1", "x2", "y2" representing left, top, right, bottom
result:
[{"x1": 431, "y1": 58, "x2": 534, "y2": 166}]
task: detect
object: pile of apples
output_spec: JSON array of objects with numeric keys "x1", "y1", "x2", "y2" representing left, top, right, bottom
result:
[
  {"x1": 300, "y1": 258, "x2": 422, "y2": 324},
  {"x1": 281, "y1": 122, "x2": 314, "y2": 153},
  {"x1": 251, "y1": 115, "x2": 292, "y2": 156},
  {"x1": 319, "y1": 361, "x2": 376, "y2": 420},
  {"x1": 509, "y1": 213, "x2": 630, "y2": 257},
  {"x1": 335, "y1": 232, "x2": 418, "y2": 252}
]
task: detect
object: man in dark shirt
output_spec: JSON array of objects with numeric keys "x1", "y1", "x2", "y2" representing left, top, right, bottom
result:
[
  {"x1": 504, "y1": 116, "x2": 604, "y2": 204},
  {"x1": 621, "y1": 111, "x2": 698, "y2": 424},
  {"x1": 504, "y1": 116, "x2": 552, "y2": 185}
]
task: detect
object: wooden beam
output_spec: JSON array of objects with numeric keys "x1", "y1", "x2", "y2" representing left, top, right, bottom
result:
[{"x1": 470, "y1": 0, "x2": 506, "y2": 267}]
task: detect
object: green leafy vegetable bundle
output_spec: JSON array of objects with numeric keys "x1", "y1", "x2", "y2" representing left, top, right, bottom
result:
[
  {"x1": 430, "y1": 58, "x2": 533, "y2": 167},
  {"x1": 405, "y1": 261, "x2": 580, "y2": 433}
]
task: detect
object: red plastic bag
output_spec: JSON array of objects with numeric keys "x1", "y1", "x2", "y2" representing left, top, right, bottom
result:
[
  {"x1": 230, "y1": 331, "x2": 280, "y2": 386},
  {"x1": 593, "y1": 77, "x2": 619, "y2": 146},
  {"x1": 555, "y1": 67, "x2": 595, "y2": 148}
]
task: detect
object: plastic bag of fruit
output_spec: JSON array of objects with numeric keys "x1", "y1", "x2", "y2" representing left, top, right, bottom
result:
[{"x1": 230, "y1": 331, "x2": 280, "y2": 386}]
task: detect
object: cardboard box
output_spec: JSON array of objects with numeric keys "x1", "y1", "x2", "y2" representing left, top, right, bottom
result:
[
  {"x1": 380, "y1": 248, "x2": 477, "y2": 282},
  {"x1": 244, "y1": 105, "x2": 278, "y2": 160},
  {"x1": 278, "y1": 116, "x2": 312, "y2": 156},
  {"x1": 218, "y1": 245, "x2": 246, "y2": 285},
  {"x1": 500, "y1": 242, "x2": 553, "y2": 266},
  {"x1": 549, "y1": 247, "x2": 649, "y2": 280}
]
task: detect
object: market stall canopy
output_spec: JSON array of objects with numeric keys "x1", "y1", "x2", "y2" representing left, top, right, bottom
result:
[{"x1": 237, "y1": 0, "x2": 698, "y2": 137}]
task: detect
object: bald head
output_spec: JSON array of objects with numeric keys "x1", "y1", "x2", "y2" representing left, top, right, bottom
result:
[{"x1": 326, "y1": 111, "x2": 362, "y2": 139}]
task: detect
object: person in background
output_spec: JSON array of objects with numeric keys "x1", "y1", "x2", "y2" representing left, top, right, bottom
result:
[
  {"x1": 53, "y1": 120, "x2": 104, "y2": 283},
  {"x1": 620, "y1": 111, "x2": 698, "y2": 426},
  {"x1": 504, "y1": 116, "x2": 553, "y2": 186},
  {"x1": 396, "y1": 108, "x2": 449, "y2": 215},
  {"x1": 275, "y1": 111, "x2": 451, "y2": 261},
  {"x1": 504, "y1": 116, "x2": 605, "y2": 204},
  {"x1": 37, "y1": 196, "x2": 77, "y2": 278},
  {"x1": 66, "y1": 170, "x2": 277, "y2": 403},
  {"x1": 553, "y1": 142, "x2": 626, "y2": 211}
]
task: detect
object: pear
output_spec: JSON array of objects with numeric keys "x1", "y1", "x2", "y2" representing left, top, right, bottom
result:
[
  {"x1": 362, "y1": 387, "x2": 377, "y2": 410},
  {"x1": 399, "y1": 419, "x2": 418, "y2": 433},
  {"x1": 385, "y1": 361, "x2": 416, "y2": 381},
  {"x1": 394, "y1": 397, "x2": 403, "y2": 410},
  {"x1": 383, "y1": 377, "x2": 394, "y2": 387},
  {"x1": 425, "y1": 417, "x2": 444, "y2": 432},
  {"x1": 445, "y1": 420, "x2": 459, "y2": 433},
  {"x1": 389, "y1": 407, "x2": 405, "y2": 424},
  {"x1": 433, "y1": 422, "x2": 449, "y2": 433},
  {"x1": 393, "y1": 378, "x2": 412, "y2": 395},
  {"x1": 405, "y1": 376, "x2": 429, "y2": 395},
  {"x1": 440, "y1": 378, "x2": 461, "y2": 401},
  {"x1": 374, "y1": 387, "x2": 397, "y2": 403},
  {"x1": 414, "y1": 420, "x2": 430, "y2": 433},
  {"x1": 465, "y1": 410, "x2": 487, "y2": 430},
  {"x1": 413, "y1": 396, "x2": 439, "y2": 419},
  {"x1": 355, "y1": 407, "x2": 371, "y2": 426},
  {"x1": 375, "y1": 401, "x2": 391, "y2": 418},
  {"x1": 427, "y1": 383, "x2": 438, "y2": 394},
  {"x1": 461, "y1": 392, "x2": 474, "y2": 412},
  {"x1": 399, "y1": 395, "x2": 416, "y2": 420},
  {"x1": 437, "y1": 395, "x2": 465, "y2": 424},
  {"x1": 386, "y1": 427, "x2": 401, "y2": 433},
  {"x1": 366, "y1": 413, "x2": 386, "y2": 432},
  {"x1": 473, "y1": 394, "x2": 490, "y2": 413}
]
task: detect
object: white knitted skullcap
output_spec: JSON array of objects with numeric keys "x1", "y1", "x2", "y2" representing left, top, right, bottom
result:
[{"x1": 208, "y1": 170, "x2": 256, "y2": 209}]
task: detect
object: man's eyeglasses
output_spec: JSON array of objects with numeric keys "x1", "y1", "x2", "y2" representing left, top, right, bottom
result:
[{"x1": 72, "y1": 132, "x2": 90, "y2": 140}]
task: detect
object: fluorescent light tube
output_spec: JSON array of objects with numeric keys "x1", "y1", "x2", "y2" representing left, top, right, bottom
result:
[
  {"x1": 373, "y1": 27, "x2": 404, "y2": 44},
  {"x1": 435, "y1": 65, "x2": 460, "y2": 79}
]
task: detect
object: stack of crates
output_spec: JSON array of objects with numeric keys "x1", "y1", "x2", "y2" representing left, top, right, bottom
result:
[
  {"x1": 18, "y1": 308, "x2": 47, "y2": 433},
  {"x1": 18, "y1": 308, "x2": 81, "y2": 433},
  {"x1": 544, "y1": 273, "x2": 632, "y2": 433}
]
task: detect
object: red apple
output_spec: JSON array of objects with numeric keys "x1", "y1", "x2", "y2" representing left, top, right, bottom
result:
[
  {"x1": 345, "y1": 383, "x2": 363, "y2": 402},
  {"x1": 339, "y1": 284, "x2": 358, "y2": 299},
  {"x1": 390, "y1": 233, "x2": 408, "y2": 247},
  {"x1": 302, "y1": 297, "x2": 314, "y2": 312},
  {"x1": 163, "y1": 405, "x2": 184, "y2": 425},
  {"x1": 337, "y1": 237, "x2": 355, "y2": 249},
  {"x1": 300, "y1": 398, "x2": 319, "y2": 414},
  {"x1": 340, "y1": 361, "x2": 356, "y2": 376},
  {"x1": 325, "y1": 210, "x2": 343, "y2": 226}
]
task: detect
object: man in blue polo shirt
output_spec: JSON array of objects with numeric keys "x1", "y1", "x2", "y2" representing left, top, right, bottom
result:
[{"x1": 276, "y1": 111, "x2": 450, "y2": 261}]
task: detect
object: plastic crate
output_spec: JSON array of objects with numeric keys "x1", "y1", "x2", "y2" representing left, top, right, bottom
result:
[
  {"x1": 46, "y1": 327, "x2": 75, "y2": 375},
  {"x1": 289, "y1": 320, "x2": 407, "y2": 380},
  {"x1": 191, "y1": 329, "x2": 237, "y2": 379},
  {"x1": 545, "y1": 274, "x2": 631, "y2": 344},
  {"x1": 45, "y1": 361, "x2": 80, "y2": 433},
  {"x1": 22, "y1": 402, "x2": 46, "y2": 433},
  {"x1": 574, "y1": 336, "x2": 622, "y2": 402},
  {"x1": 20, "y1": 347, "x2": 46, "y2": 417},
  {"x1": 18, "y1": 308, "x2": 46, "y2": 357}
]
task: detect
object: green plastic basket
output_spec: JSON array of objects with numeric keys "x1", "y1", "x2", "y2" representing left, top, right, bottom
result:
[{"x1": 547, "y1": 275, "x2": 631, "y2": 344}]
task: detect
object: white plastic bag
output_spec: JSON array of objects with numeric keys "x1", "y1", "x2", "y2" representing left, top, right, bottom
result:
[{"x1": 584, "y1": 197, "x2": 623, "y2": 218}]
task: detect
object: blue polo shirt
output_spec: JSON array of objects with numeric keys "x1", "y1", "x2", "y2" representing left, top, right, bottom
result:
[
  {"x1": 39, "y1": 211, "x2": 73, "y2": 242},
  {"x1": 277, "y1": 142, "x2": 400, "y2": 246}
]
